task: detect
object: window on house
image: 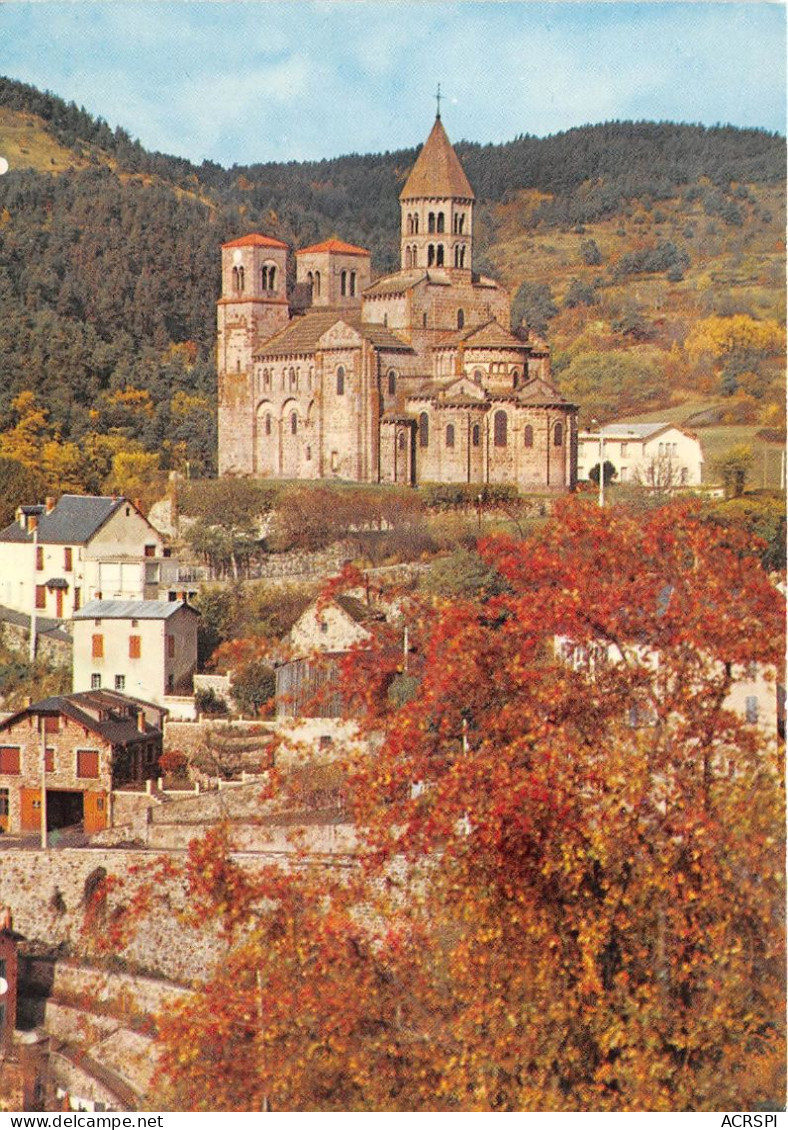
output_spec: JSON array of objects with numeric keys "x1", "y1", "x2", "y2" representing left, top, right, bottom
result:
[
  {"x1": 0, "y1": 748, "x2": 20, "y2": 774},
  {"x1": 115, "y1": 675, "x2": 126, "y2": 691},
  {"x1": 0, "y1": 790, "x2": 9, "y2": 816},
  {"x1": 446, "y1": 424, "x2": 455, "y2": 448},
  {"x1": 419, "y1": 413, "x2": 429, "y2": 448},
  {"x1": 524, "y1": 425, "x2": 534, "y2": 448},
  {"x1": 91, "y1": 673, "x2": 101, "y2": 690},
  {"x1": 45, "y1": 748, "x2": 54, "y2": 772},
  {"x1": 388, "y1": 370, "x2": 396, "y2": 395},
  {"x1": 336, "y1": 366, "x2": 345, "y2": 395},
  {"x1": 494, "y1": 411, "x2": 508, "y2": 447},
  {"x1": 74, "y1": 587, "x2": 81, "y2": 612},
  {"x1": 36, "y1": 546, "x2": 44, "y2": 570},
  {"x1": 77, "y1": 750, "x2": 99, "y2": 779},
  {"x1": 63, "y1": 547, "x2": 73, "y2": 571},
  {"x1": 92, "y1": 634, "x2": 104, "y2": 659},
  {"x1": 44, "y1": 716, "x2": 59, "y2": 734},
  {"x1": 35, "y1": 586, "x2": 46, "y2": 609},
  {"x1": 144, "y1": 544, "x2": 156, "y2": 558}
]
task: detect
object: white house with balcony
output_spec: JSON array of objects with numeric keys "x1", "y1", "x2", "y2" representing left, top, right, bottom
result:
[
  {"x1": 0, "y1": 495, "x2": 171, "y2": 627},
  {"x1": 577, "y1": 423, "x2": 704, "y2": 489}
]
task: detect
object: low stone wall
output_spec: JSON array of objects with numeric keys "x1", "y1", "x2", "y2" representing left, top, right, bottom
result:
[
  {"x1": 0, "y1": 849, "x2": 220, "y2": 983},
  {"x1": 147, "y1": 819, "x2": 357, "y2": 855}
]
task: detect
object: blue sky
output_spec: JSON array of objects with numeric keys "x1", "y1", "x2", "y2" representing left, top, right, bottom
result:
[{"x1": 1, "y1": 2, "x2": 785, "y2": 166}]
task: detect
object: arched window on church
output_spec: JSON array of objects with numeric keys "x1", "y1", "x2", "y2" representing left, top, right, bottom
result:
[
  {"x1": 472, "y1": 423, "x2": 480, "y2": 447},
  {"x1": 405, "y1": 247, "x2": 412, "y2": 269},
  {"x1": 436, "y1": 245, "x2": 445, "y2": 267},
  {"x1": 419, "y1": 413, "x2": 429, "y2": 448},
  {"x1": 454, "y1": 245, "x2": 466, "y2": 268},
  {"x1": 427, "y1": 245, "x2": 435, "y2": 268},
  {"x1": 428, "y1": 212, "x2": 436, "y2": 234},
  {"x1": 511, "y1": 368, "x2": 520, "y2": 388},
  {"x1": 412, "y1": 244, "x2": 418, "y2": 267},
  {"x1": 445, "y1": 424, "x2": 455, "y2": 448},
  {"x1": 413, "y1": 214, "x2": 419, "y2": 234},
  {"x1": 554, "y1": 422, "x2": 563, "y2": 447},
  {"x1": 437, "y1": 212, "x2": 445, "y2": 233},
  {"x1": 524, "y1": 424, "x2": 534, "y2": 448},
  {"x1": 398, "y1": 431, "x2": 406, "y2": 451},
  {"x1": 289, "y1": 367, "x2": 297, "y2": 390},
  {"x1": 314, "y1": 271, "x2": 321, "y2": 297},
  {"x1": 261, "y1": 264, "x2": 275, "y2": 291},
  {"x1": 290, "y1": 412, "x2": 298, "y2": 435},
  {"x1": 350, "y1": 271, "x2": 357, "y2": 297},
  {"x1": 388, "y1": 370, "x2": 396, "y2": 396},
  {"x1": 336, "y1": 366, "x2": 345, "y2": 396},
  {"x1": 473, "y1": 369, "x2": 483, "y2": 384},
  {"x1": 265, "y1": 413, "x2": 272, "y2": 437},
  {"x1": 340, "y1": 270, "x2": 347, "y2": 297},
  {"x1": 457, "y1": 309, "x2": 465, "y2": 330},
  {"x1": 423, "y1": 312, "x2": 428, "y2": 328},
  {"x1": 494, "y1": 411, "x2": 508, "y2": 448}
]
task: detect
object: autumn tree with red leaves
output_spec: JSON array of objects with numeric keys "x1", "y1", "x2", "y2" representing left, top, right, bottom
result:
[{"x1": 150, "y1": 499, "x2": 784, "y2": 1111}]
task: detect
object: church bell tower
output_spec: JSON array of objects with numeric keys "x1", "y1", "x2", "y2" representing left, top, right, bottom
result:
[{"x1": 399, "y1": 109, "x2": 475, "y2": 274}]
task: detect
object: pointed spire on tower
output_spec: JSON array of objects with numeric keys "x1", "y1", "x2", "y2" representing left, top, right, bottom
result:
[{"x1": 436, "y1": 83, "x2": 442, "y2": 120}]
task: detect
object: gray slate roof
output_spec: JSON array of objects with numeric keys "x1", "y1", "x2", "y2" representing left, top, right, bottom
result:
[
  {"x1": 0, "y1": 603, "x2": 72, "y2": 640},
  {"x1": 73, "y1": 599, "x2": 198, "y2": 621},
  {"x1": 0, "y1": 689, "x2": 165, "y2": 743},
  {"x1": 0, "y1": 495, "x2": 131, "y2": 545}
]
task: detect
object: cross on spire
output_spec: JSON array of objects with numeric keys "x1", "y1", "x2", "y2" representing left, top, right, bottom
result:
[{"x1": 435, "y1": 83, "x2": 441, "y2": 119}]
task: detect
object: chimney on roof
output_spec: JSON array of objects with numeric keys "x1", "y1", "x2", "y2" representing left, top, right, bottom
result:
[
  {"x1": 137, "y1": 709, "x2": 146, "y2": 733},
  {"x1": 28, "y1": 515, "x2": 37, "y2": 533},
  {"x1": 45, "y1": 497, "x2": 55, "y2": 514},
  {"x1": 0, "y1": 906, "x2": 12, "y2": 932}
]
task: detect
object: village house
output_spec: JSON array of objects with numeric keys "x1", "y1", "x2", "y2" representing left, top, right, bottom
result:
[
  {"x1": 275, "y1": 594, "x2": 386, "y2": 720},
  {"x1": 577, "y1": 422, "x2": 704, "y2": 488},
  {"x1": 71, "y1": 600, "x2": 199, "y2": 716},
  {"x1": 218, "y1": 112, "x2": 578, "y2": 490},
  {"x1": 0, "y1": 495, "x2": 171, "y2": 631},
  {"x1": 0, "y1": 690, "x2": 165, "y2": 836}
]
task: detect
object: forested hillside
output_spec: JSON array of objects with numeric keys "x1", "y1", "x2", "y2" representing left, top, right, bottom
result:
[{"x1": 0, "y1": 76, "x2": 784, "y2": 499}]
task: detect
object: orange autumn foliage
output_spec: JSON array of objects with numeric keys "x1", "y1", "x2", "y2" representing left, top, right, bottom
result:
[{"x1": 148, "y1": 500, "x2": 784, "y2": 1111}]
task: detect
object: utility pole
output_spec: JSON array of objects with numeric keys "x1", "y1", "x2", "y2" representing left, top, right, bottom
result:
[
  {"x1": 29, "y1": 518, "x2": 38, "y2": 664},
  {"x1": 39, "y1": 716, "x2": 47, "y2": 850}
]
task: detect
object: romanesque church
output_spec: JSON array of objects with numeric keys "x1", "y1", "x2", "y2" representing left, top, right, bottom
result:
[{"x1": 217, "y1": 113, "x2": 577, "y2": 490}]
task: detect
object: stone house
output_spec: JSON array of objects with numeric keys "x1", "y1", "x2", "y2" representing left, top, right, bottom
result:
[
  {"x1": 577, "y1": 422, "x2": 704, "y2": 488},
  {"x1": 218, "y1": 112, "x2": 578, "y2": 490},
  {"x1": 0, "y1": 495, "x2": 169, "y2": 629},
  {"x1": 71, "y1": 600, "x2": 199, "y2": 713},
  {"x1": 0, "y1": 690, "x2": 165, "y2": 836},
  {"x1": 276, "y1": 595, "x2": 385, "y2": 719}
]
